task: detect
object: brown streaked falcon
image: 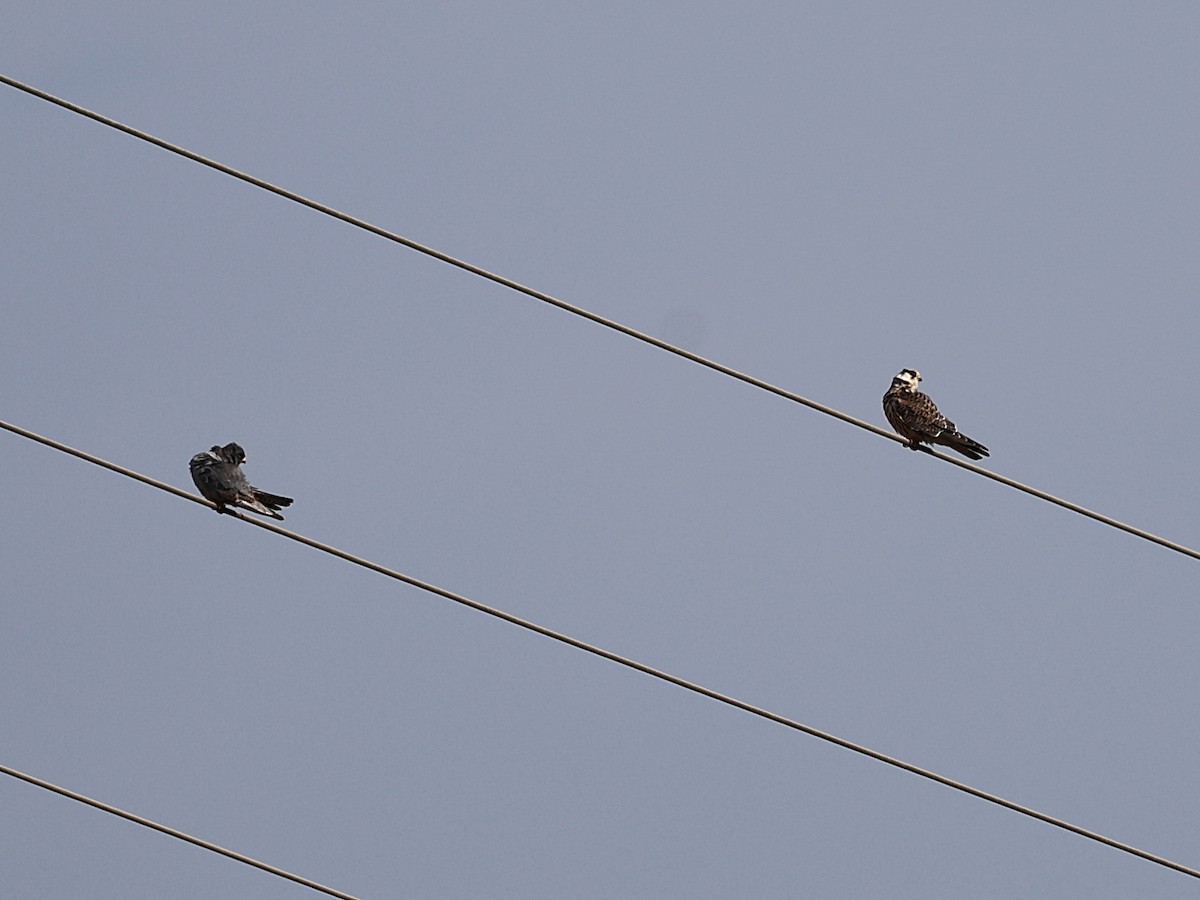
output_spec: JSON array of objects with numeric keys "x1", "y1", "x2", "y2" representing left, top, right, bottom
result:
[
  {"x1": 189, "y1": 442, "x2": 294, "y2": 519},
  {"x1": 883, "y1": 369, "x2": 989, "y2": 460}
]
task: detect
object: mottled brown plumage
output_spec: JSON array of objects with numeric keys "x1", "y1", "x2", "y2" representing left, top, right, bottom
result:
[{"x1": 883, "y1": 369, "x2": 989, "y2": 460}]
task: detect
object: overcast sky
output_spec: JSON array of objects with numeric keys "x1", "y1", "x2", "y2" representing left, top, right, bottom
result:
[{"x1": 3, "y1": 4, "x2": 1200, "y2": 898}]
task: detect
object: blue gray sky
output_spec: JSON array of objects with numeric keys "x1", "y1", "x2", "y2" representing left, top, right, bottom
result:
[{"x1": 3, "y1": 5, "x2": 1199, "y2": 898}]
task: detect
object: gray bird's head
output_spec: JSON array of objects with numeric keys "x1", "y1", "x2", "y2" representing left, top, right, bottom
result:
[
  {"x1": 891, "y1": 368, "x2": 921, "y2": 392},
  {"x1": 217, "y1": 443, "x2": 247, "y2": 465}
]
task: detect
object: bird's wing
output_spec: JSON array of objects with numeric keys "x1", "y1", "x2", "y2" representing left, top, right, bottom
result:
[{"x1": 897, "y1": 392, "x2": 953, "y2": 439}]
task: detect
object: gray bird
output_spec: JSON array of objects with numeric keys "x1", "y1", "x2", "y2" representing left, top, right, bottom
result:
[
  {"x1": 883, "y1": 369, "x2": 989, "y2": 460},
  {"x1": 189, "y1": 442, "x2": 294, "y2": 519}
]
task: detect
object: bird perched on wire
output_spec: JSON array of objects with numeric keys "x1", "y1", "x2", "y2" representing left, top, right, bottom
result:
[
  {"x1": 189, "y1": 442, "x2": 294, "y2": 519},
  {"x1": 883, "y1": 369, "x2": 989, "y2": 460}
]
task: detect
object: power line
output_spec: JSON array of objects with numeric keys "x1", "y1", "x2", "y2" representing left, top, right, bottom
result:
[
  {"x1": 2, "y1": 74, "x2": 1196, "y2": 565},
  {"x1": 2, "y1": 418, "x2": 1197, "y2": 882},
  {"x1": 0, "y1": 762, "x2": 357, "y2": 899}
]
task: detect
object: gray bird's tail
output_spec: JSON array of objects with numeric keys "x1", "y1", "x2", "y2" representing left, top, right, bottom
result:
[{"x1": 253, "y1": 490, "x2": 294, "y2": 513}]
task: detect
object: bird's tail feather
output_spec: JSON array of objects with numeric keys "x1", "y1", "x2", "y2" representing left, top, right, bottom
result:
[
  {"x1": 235, "y1": 496, "x2": 287, "y2": 519},
  {"x1": 253, "y1": 490, "x2": 294, "y2": 511},
  {"x1": 944, "y1": 432, "x2": 989, "y2": 460}
]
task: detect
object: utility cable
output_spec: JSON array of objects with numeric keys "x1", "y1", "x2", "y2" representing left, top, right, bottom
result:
[
  {"x1": 1, "y1": 74, "x2": 1196, "y2": 563},
  {"x1": 2, "y1": 418, "x2": 1197, "y2": 882},
  {"x1": 0, "y1": 762, "x2": 357, "y2": 899}
]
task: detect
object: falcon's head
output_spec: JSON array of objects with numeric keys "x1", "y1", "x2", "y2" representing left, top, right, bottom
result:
[
  {"x1": 891, "y1": 368, "x2": 921, "y2": 392},
  {"x1": 217, "y1": 443, "x2": 247, "y2": 465}
]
